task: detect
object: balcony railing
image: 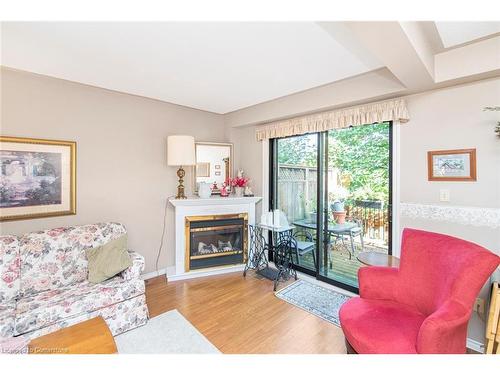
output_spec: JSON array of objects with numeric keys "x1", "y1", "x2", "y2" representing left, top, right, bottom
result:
[{"x1": 346, "y1": 200, "x2": 389, "y2": 246}]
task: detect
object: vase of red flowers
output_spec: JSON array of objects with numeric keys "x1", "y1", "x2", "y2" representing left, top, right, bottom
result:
[{"x1": 227, "y1": 170, "x2": 249, "y2": 197}]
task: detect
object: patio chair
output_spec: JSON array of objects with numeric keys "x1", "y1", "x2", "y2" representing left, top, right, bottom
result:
[
  {"x1": 328, "y1": 218, "x2": 364, "y2": 263},
  {"x1": 292, "y1": 229, "x2": 317, "y2": 269}
]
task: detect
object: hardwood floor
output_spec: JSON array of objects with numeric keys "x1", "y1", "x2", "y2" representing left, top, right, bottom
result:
[{"x1": 145, "y1": 272, "x2": 347, "y2": 354}]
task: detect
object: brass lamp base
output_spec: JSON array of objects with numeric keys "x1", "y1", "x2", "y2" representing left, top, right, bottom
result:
[{"x1": 175, "y1": 166, "x2": 187, "y2": 199}]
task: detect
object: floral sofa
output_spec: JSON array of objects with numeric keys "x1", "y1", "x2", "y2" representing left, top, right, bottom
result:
[{"x1": 0, "y1": 222, "x2": 149, "y2": 340}]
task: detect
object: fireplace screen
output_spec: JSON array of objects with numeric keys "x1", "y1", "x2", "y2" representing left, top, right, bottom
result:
[{"x1": 186, "y1": 214, "x2": 247, "y2": 271}]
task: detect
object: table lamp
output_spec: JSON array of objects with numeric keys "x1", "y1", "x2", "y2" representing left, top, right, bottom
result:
[{"x1": 167, "y1": 135, "x2": 195, "y2": 199}]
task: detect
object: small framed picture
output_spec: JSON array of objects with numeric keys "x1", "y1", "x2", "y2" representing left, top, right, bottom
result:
[
  {"x1": 196, "y1": 162, "x2": 210, "y2": 177},
  {"x1": 215, "y1": 165, "x2": 221, "y2": 170},
  {"x1": 215, "y1": 171, "x2": 221, "y2": 176},
  {"x1": 427, "y1": 149, "x2": 477, "y2": 181}
]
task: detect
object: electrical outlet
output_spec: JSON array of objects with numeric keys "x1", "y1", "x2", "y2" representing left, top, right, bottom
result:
[
  {"x1": 474, "y1": 297, "x2": 485, "y2": 315},
  {"x1": 439, "y1": 189, "x2": 450, "y2": 202}
]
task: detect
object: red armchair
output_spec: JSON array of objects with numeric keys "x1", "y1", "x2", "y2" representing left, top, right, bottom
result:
[{"x1": 339, "y1": 228, "x2": 500, "y2": 354}]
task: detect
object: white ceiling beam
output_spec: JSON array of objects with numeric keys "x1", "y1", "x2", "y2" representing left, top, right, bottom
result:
[
  {"x1": 344, "y1": 21, "x2": 436, "y2": 90},
  {"x1": 435, "y1": 36, "x2": 500, "y2": 83}
]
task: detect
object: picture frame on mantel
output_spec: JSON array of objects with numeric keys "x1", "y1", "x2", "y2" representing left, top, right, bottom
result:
[
  {"x1": 0, "y1": 136, "x2": 76, "y2": 221},
  {"x1": 427, "y1": 148, "x2": 477, "y2": 182}
]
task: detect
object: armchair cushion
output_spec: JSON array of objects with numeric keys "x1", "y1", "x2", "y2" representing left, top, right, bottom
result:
[
  {"x1": 14, "y1": 276, "x2": 144, "y2": 336},
  {"x1": 340, "y1": 297, "x2": 426, "y2": 354}
]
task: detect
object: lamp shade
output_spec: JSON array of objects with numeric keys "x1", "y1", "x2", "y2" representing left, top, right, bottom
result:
[{"x1": 167, "y1": 135, "x2": 195, "y2": 166}]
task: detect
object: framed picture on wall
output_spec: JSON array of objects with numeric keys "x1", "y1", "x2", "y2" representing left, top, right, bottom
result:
[
  {"x1": 427, "y1": 148, "x2": 477, "y2": 181},
  {"x1": 0, "y1": 136, "x2": 76, "y2": 221}
]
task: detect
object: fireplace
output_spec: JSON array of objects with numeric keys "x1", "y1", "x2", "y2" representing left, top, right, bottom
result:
[{"x1": 185, "y1": 213, "x2": 248, "y2": 272}]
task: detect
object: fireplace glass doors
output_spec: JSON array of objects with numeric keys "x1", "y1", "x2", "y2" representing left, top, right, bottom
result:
[{"x1": 185, "y1": 213, "x2": 248, "y2": 271}]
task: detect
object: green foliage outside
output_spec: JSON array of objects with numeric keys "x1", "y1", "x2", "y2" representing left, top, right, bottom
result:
[
  {"x1": 277, "y1": 134, "x2": 317, "y2": 167},
  {"x1": 328, "y1": 122, "x2": 390, "y2": 204},
  {"x1": 277, "y1": 122, "x2": 390, "y2": 204}
]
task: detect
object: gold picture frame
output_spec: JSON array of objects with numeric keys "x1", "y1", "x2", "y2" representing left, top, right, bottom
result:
[
  {"x1": 193, "y1": 142, "x2": 233, "y2": 194},
  {"x1": 0, "y1": 136, "x2": 76, "y2": 221}
]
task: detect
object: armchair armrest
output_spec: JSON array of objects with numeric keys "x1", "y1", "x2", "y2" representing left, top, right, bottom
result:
[
  {"x1": 358, "y1": 266, "x2": 399, "y2": 301},
  {"x1": 417, "y1": 300, "x2": 470, "y2": 354},
  {"x1": 120, "y1": 251, "x2": 145, "y2": 280}
]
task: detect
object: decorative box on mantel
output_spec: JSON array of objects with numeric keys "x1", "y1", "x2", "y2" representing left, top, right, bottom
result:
[{"x1": 168, "y1": 196, "x2": 262, "y2": 281}]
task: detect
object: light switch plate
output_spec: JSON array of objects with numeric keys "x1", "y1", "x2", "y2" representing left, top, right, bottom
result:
[{"x1": 439, "y1": 189, "x2": 450, "y2": 202}]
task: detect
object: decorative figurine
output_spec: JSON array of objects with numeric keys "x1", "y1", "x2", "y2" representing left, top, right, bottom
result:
[
  {"x1": 244, "y1": 185, "x2": 254, "y2": 197},
  {"x1": 220, "y1": 183, "x2": 230, "y2": 197}
]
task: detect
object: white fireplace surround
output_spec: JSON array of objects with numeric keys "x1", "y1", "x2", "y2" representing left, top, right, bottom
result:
[{"x1": 168, "y1": 196, "x2": 262, "y2": 281}]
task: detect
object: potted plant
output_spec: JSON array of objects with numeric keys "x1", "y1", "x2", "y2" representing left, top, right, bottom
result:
[
  {"x1": 351, "y1": 186, "x2": 386, "y2": 210},
  {"x1": 329, "y1": 187, "x2": 349, "y2": 224}
]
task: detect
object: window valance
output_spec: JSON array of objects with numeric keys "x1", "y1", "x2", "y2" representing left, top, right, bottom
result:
[{"x1": 255, "y1": 98, "x2": 409, "y2": 141}]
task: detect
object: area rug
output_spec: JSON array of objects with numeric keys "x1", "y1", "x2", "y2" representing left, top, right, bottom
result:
[
  {"x1": 275, "y1": 279, "x2": 351, "y2": 326},
  {"x1": 114, "y1": 309, "x2": 220, "y2": 354}
]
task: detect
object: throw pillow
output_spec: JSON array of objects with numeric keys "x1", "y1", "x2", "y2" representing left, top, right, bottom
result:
[{"x1": 86, "y1": 234, "x2": 132, "y2": 283}]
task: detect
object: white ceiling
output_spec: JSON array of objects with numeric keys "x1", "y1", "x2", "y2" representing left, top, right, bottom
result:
[
  {"x1": 0, "y1": 22, "x2": 382, "y2": 114},
  {"x1": 435, "y1": 21, "x2": 500, "y2": 48}
]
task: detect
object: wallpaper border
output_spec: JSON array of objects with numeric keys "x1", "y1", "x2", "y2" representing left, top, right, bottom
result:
[{"x1": 400, "y1": 203, "x2": 500, "y2": 228}]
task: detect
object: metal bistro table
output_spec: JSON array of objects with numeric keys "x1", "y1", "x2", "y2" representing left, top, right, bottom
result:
[
  {"x1": 293, "y1": 219, "x2": 364, "y2": 267},
  {"x1": 244, "y1": 223, "x2": 297, "y2": 290}
]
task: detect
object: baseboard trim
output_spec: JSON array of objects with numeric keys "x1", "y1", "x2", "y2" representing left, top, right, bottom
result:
[
  {"x1": 167, "y1": 264, "x2": 245, "y2": 282},
  {"x1": 466, "y1": 338, "x2": 485, "y2": 353},
  {"x1": 141, "y1": 266, "x2": 175, "y2": 281}
]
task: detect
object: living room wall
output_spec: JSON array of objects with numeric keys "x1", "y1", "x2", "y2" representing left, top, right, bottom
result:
[
  {"x1": 399, "y1": 78, "x2": 500, "y2": 346},
  {"x1": 228, "y1": 77, "x2": 500, "y2": 346},
  {"x1": 0, "y1": 68, "x2": 226, "y2": 274}
]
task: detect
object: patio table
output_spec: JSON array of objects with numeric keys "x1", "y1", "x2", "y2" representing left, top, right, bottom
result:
[{"x1": 292, "y1": 219, "x2": 364, "y2": 266}]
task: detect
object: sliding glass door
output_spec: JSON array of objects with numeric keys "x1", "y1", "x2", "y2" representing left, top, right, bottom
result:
[
  {"x1": 273, "y1": 133, "x2": 319, "y2": 274},
  {"x1": 271, "y1": 122, "x2": 392, "y2": 292},
  {"x1": 318, "y1": 123, "x2": 392, "y2": 290}
]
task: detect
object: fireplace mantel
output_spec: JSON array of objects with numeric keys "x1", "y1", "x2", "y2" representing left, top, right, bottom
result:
[
  {"x1": 169, "y1": 196, "x2": 262, "y2": 207},
  {"x1": 168, "y1": 196, "x2": 262, "y2": 281}
]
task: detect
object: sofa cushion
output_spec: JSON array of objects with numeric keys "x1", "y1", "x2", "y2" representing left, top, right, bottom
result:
[
  {"x1": 19, "y1": 294, "x2": 148, "y2": 340},
  {"x1": 339, "y1": 297, "x2": 426, "y2": 354},
  {"x1": 14, "y1": 276, "x2": 144, "y2": 336},
  {"x1": 0, "y1": 235, "x2": 20, "y2": 304},
  {"x1": 19, "y1": 222, "x2": 127, "y2": 297},
  {"x1": 0, "y1": 303, "x2": 16, "y2": 339}
]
